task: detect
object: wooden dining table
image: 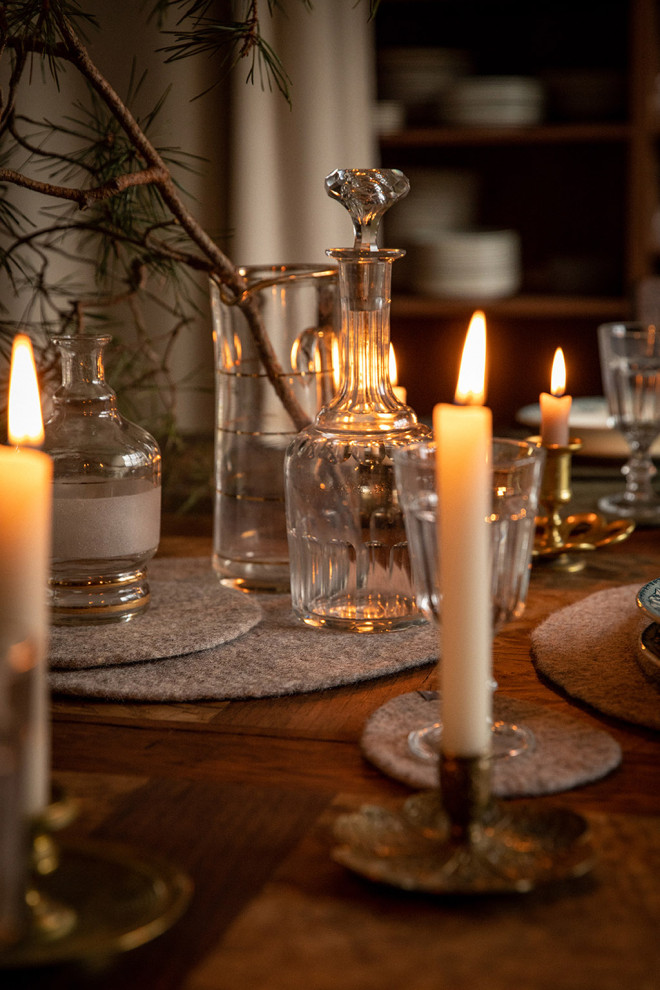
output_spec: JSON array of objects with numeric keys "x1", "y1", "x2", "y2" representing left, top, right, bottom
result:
[{"x1": 3, "y1": 473, "x2": 660, "y2": 990}]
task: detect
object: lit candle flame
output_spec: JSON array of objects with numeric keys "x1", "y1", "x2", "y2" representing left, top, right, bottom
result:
[
  {"x1": 389, "y1": 343, "x2": 398, "y2": 386},
  {"x1": 550, "y1": 347, "x2": 566, "y2": 397},
  {"x1": 8, "y1": 334, "x2": 44, "y2": 447},
  {"x1": 455, "y1": 311, "x2": 486, "y2": 405}
]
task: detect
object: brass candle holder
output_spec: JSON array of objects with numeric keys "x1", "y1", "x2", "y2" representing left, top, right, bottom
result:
[
  {"x1": 25, "y1": 786, "x2": 79, "y2": 942},
  {"x1": 529, "y1": 436, "x2": 634, "y2": 572},
  {"x1": 332, "y1": 748, "x2": 596, "y2": 895},
  {"x1": 0, "y1": 788, "x2": 192, "y2": 969},
  {"x1": 439, "y1": 752, "x2": 494, "y2": 846}
]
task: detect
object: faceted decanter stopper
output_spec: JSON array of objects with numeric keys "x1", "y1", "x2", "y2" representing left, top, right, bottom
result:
[{"x1": 325, "y1": 168, "x2": 409, "y2": 250}]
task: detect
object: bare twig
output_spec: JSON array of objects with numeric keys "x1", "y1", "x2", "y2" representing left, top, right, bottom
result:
[{"x1": 0, "y1": 162, "x2": 169, "y2": 207}]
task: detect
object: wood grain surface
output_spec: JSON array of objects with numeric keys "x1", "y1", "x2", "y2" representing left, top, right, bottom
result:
[{"x1": 5, "y1": 497, "x2": 659, "y2": 989}]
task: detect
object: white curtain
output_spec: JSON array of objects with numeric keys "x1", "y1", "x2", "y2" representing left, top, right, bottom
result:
[
  {"x1": 3, "y1": 2, "x2": 379, "y2": 431},
  {"x1": 229, "y1": 1, "x2": 379, "y2": 266}
]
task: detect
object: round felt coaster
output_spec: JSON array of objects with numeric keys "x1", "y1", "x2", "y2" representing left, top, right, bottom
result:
[
  {"x1": 531, "y1": 583, "x2": 660, "y2": 731},
  {"x1": 49, "y1": 595, "x2": 438, "y2": 701},
  {"x1": 48, "y1": 557, "x2": 263, "y2": 670},
  {"x1": 361, "y1": 691, "x2": 622, "y2": 797}
]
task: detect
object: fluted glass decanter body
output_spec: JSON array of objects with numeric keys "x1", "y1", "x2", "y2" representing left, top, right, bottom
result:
[
  {"x1": 43, "y1": 334, "x2": 162, "y2": 624},
  {"x1": 285, "y1": 169, "x2": 430, "y2": 632}
]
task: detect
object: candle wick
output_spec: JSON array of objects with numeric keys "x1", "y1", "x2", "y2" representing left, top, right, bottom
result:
[{"x1": 455, "y1": 392, "x2": 483, "y2": 407}]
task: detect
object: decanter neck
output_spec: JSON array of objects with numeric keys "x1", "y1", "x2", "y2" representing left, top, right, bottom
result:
[
  {"x1": 317, "y1": 252, "x2": 416, "y2": 432},
  {"x1": 52, "y1": 334, "x2": 118, "y2": 411}
]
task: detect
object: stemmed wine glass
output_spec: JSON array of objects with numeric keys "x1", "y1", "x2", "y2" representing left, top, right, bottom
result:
[
  {"x1": 394, "y1": 437, "x2": 545, "y2": 761},
  {"x1": 598, "y1": 321, "x2": 660, "y2": 523}
]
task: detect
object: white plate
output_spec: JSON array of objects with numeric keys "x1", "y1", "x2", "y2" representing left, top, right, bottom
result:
[
  {"x1": 412, "y1": 271, "x2": 521, "y2": 298},
  {"x1": 516, "y1": 396, "x2": 660, "y2": 458},
  {"x1": 440, "y1": 76, "x2": 544, "y2": 126}
]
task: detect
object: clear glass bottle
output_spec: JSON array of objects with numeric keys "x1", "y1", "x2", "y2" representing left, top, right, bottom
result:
[
  {"x1": 43, "y1": 334, "x2": 161, "y2": 624},
  {"x1": 284, "y1": 169, "x2": 431, "y2": 632}
]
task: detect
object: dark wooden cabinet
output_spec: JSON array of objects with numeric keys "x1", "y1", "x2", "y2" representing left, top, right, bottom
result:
[{"x1": 376, "y1": 0, "x2": 659, "y2": 428}]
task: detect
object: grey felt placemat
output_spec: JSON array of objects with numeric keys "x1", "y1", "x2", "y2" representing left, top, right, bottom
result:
[
  {"x1": 361, "y1": 691, "x2": 622, "y2": 797},
  {"x1": 531, "y1": 583, "x2": 660, "y2": 730},
  {"x1": 49, "y1": 586, "x2": 438, "y2": 701},
  {"x1": 49, "y1": 557, "x2": 264, "y2": 669}
]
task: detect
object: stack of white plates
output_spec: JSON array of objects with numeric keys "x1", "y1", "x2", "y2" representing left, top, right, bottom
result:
[
  {"x1": 386, "y1": 168, "x2": 478, "y2": 244},
  {"x1": 378, "y1": 47, "x2": 471, "y2": 124},
  {"x1": 406, "y1": 228, "x2": 521, "y2": 298},
  {"x1": 439, "y1": 76, "x2": 544, "y2": 127},
  {"x1": 385, "y1": 168, "x2": 479, "y2": 290}
]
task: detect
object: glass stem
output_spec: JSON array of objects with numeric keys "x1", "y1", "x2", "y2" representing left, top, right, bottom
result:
[{"x1": 623, "y1": 447, "x2": 657, "y2": 500}]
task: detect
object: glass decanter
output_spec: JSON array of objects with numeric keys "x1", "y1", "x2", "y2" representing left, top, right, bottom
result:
[
  {"x1": 284, "y1": 168, "x2": 431, "y2": 632},
  {"x1": 43, "y1": 334, "x2": 162, "y2": 624}
]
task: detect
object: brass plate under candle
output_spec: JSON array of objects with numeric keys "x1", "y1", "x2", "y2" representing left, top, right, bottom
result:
[
  {"x1": 534, "y1": 511, "x2": 634, "y2": 559},
  {"x1": 333, "y1": 791, "x2": 595, "y2": 895},
  {"x1": 0, "y1": 840, "x2": 192, "y2": 968}
]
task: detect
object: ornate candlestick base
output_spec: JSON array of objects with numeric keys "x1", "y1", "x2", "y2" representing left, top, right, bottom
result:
[
  {"x1": 332, "y1": 753, "x2": 595, "y2": 895},
  {"x1": 0, "y1": 788, "x2": 192, "y2": 969},
  {"x1": 529, "y1": 436, "x2": 634, "y2": 571}
]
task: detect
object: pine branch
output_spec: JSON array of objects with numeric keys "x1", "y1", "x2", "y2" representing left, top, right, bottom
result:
[
  {"x1": 0, "y1": 2, "x2": 313, "y2": 431},
  {"x1": 0, "y1": 162, "x2": 169, "y2": 207}
]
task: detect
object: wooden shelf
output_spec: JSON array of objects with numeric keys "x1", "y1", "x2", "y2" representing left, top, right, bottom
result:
[
  {"x1": 380, "y1": 123, "x2": 632, "y2": 149},
  {"x1": 391, "y1": 294, "x2": 630, "y2": 320},
  {"x1": 376, "y1": 0, "x2": 657, "y2": 422}
]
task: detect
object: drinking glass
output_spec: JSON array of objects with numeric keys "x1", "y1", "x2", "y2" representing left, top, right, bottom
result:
[
  {"x1": 394, "y1": 437, "x2": 545, "y2": 760},
  {"x1": 598, "y1": 321, "x2": 660, "y2": 523}
]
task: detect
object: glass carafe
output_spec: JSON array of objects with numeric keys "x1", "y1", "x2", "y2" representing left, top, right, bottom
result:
[
  {"x1": 210, "y1": 265, "x2": 338, "y2": 593},
  {"x1": 43, "y1": 334, "x2": 161, "y2": 624},
  {"x1": 284, "y1": 169, "x2": 431, "y2": 632}
]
